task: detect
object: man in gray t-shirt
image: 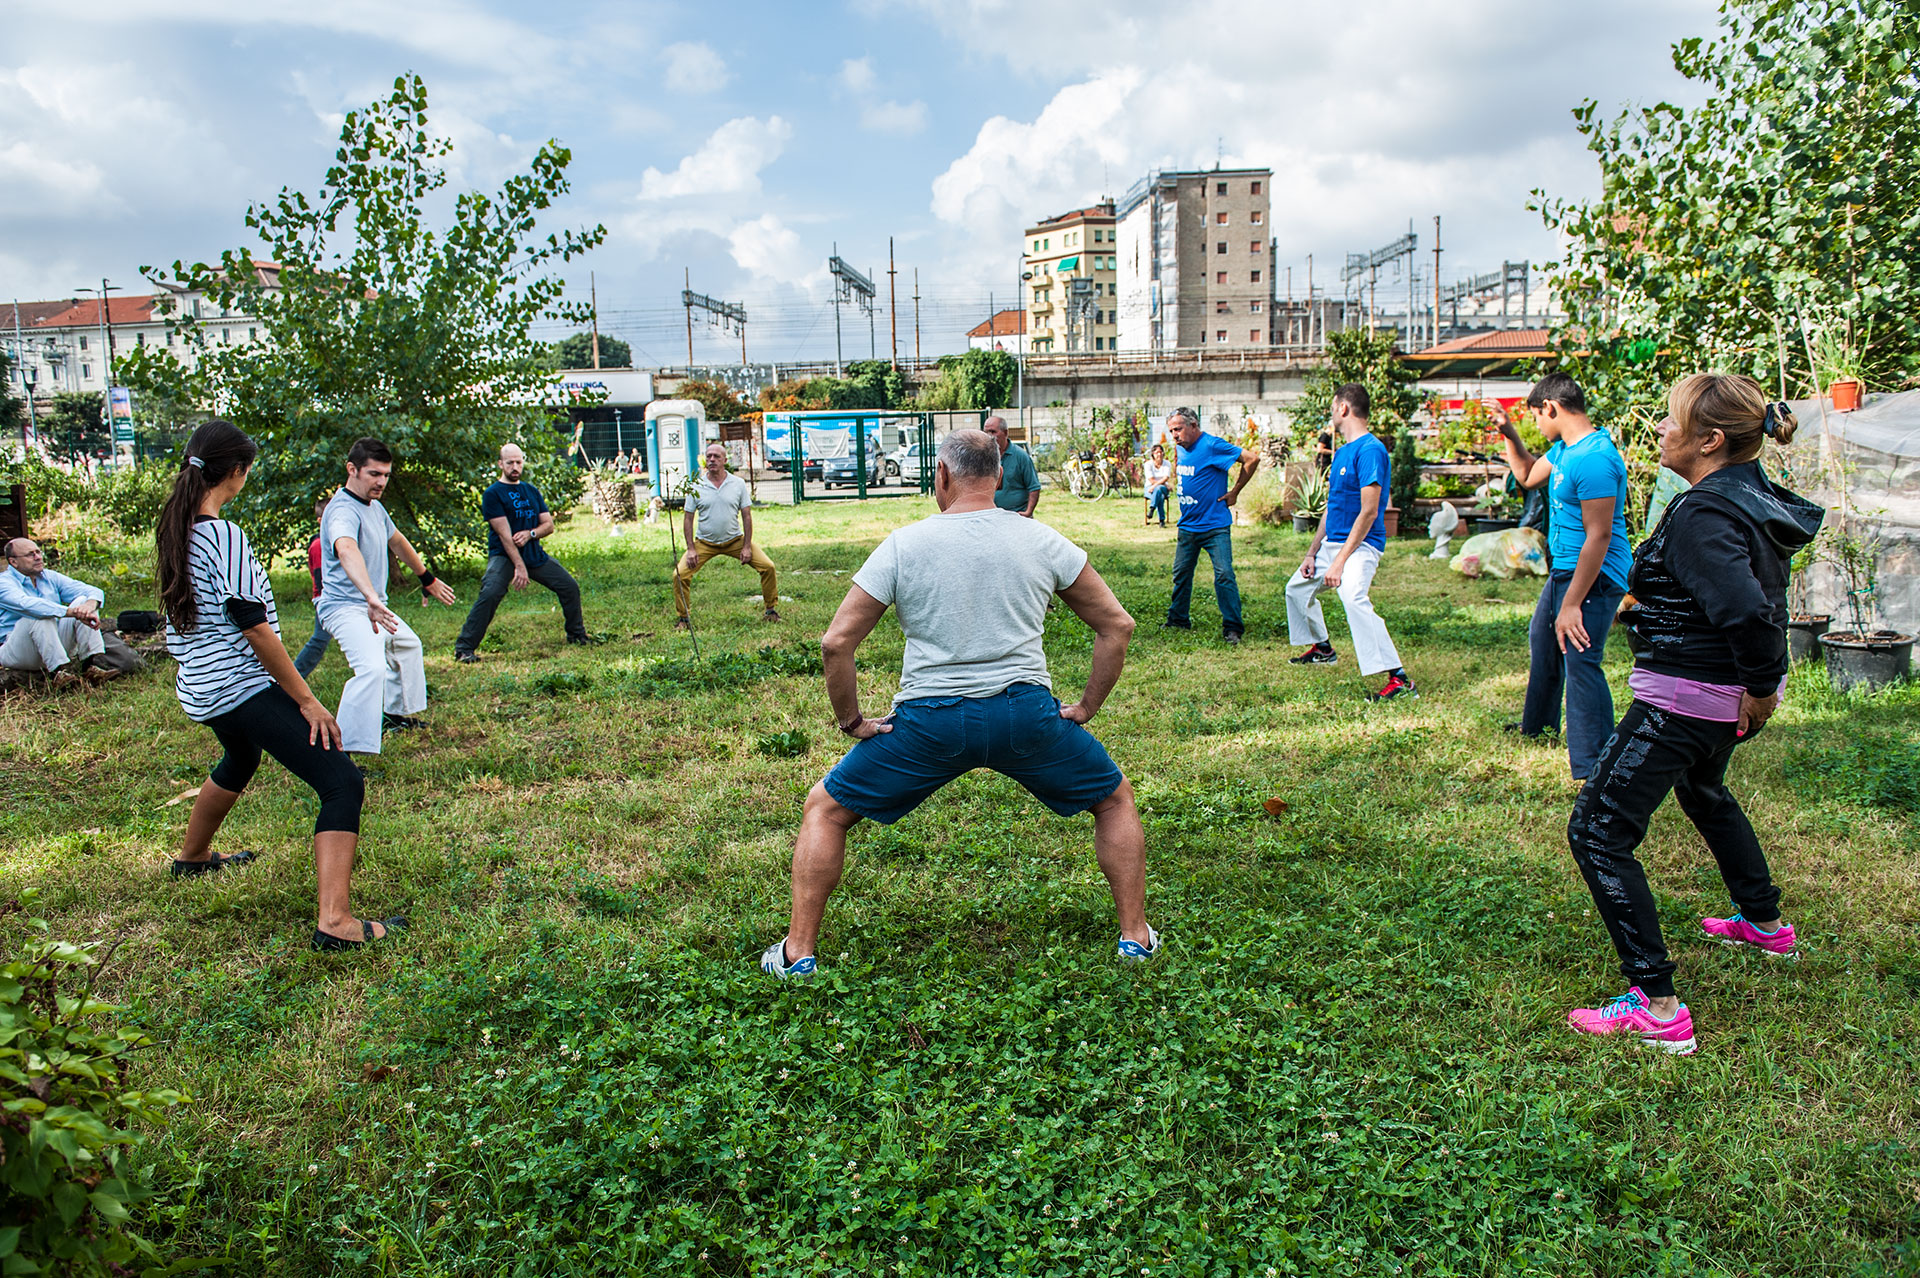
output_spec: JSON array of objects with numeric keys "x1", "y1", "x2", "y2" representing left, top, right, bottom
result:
[
  {"x1": 758, "y1": 429, "x2": 1158, "y2": 980},
  {"x1": 674, "y1": 443, "x2": 780, "y2": 627},
  {"x1": 318, "y1": 437, "x2": 458, "y2": 756}
]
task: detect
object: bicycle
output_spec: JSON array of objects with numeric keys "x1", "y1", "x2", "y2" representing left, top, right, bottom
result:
[{"x1": 1060, "y1": 452, "x2": 1141, "y2": 502}]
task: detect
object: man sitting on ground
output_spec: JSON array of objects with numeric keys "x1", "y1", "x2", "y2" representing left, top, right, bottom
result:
[
  {"x1": 674, "y1": 442, "x2": 780, "y2": 628},
  {"x1": 0, "y1": 538, "x2": 118, "y2": 687},
  {"x1": 760, "y1": 429, "x2": 1156, "y2": 979},
  {"x1": 455, "y1": 443, "x2": 592, "y2": 662}
]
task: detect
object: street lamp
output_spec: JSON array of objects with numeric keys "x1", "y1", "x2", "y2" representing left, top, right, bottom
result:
[
  {"x1": 75, "y1": 281, "x2": 121, "y2": 467},
  {"x1": 1018, "y1": 268, "x2": 1034, "y2": 438}
]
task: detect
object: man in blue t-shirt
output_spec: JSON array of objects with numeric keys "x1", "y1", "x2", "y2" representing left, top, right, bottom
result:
[
  {"x1": 1493, "y1": 373, "x2": 1629, "y2": 779},
  {"x1": 1285, "y1": 383, "x2": 1418, "y2": 701},
  {"x1": 1163, "y1": 407, "x2": 1261, "y2": 643},
  {"x1": 455, "y1": 444, "x2": 593, "y2": 662}
]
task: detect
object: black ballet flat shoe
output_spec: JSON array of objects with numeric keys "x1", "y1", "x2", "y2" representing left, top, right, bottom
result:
[
  {"x1": 311, "y1": 916, "x2": 410, "y2": 952},
  {"x1": 170, "y1": 850, "x2": 259, "y2": 878}
]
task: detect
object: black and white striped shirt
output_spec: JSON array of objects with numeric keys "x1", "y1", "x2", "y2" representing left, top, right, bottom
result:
[{"x1": 168, "y1": 517, "x2": 280, "y2": 722}]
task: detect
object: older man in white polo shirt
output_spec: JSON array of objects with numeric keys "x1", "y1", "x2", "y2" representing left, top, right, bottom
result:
[{"x1": 673, "y1": 442, "x2": 780, "y2": 628}]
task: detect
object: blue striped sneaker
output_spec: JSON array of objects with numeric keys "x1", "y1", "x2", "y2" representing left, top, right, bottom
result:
[
  {"x1": 1116, "y1": 927, "x2": 1161, "y2": 962},
  {"x1": 760, "y1": 939, "x2": 817, "y2": 980}
]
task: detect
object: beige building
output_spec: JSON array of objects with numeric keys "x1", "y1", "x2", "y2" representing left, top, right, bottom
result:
[
  {"x1": 1115, "y1": 168, "x2": 1272, "y2": 352},
  {"x1": 1022, "y1": 202, "x2": 1119, "y2": 355}
]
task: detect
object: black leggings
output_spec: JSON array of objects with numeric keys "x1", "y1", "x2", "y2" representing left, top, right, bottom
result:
[
  {"x1": 204, "y1": 685, "x2": 365, "y2": 834},
  {"x1": 1567, "y1": 699, "x2": 1781, "y2": 998}
]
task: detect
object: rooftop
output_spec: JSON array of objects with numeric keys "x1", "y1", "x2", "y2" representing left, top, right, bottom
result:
[
  {"x1": 968, "y1": 309, "x2": 1027, "y2": 339},
  {"x1": 1401, "y1": 327, "x2": 1554, "y2": 376},
  {"x1": 1026, "y1": 201, "x2": 1116, "y2": 231},
  {"x1": 29, "y1": 296, "x2": 158, "y2": 329}
]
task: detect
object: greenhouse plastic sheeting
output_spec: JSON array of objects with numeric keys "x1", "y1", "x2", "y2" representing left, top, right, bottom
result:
[{"x1": 1785, "y1": 391, "x2": 1920, "y2": 632}]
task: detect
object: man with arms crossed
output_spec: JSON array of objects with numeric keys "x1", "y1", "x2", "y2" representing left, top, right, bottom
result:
[
  {"x1": 1491, "y1": 374, "x2": 1631, "y2": 779},
  {"x1": 1286, "y1": 384, "x2": 1418, "y2": 701},
  {"x1": 674, "y1": 442, "x2": 780, "y2": 628},
  {"x1": 761, "y1": 429, "x2": 1156, "y2": 979},
  {"x1": 984, "y1": 415, "x2": 1041, "y2": 517},
  {"x1": 0, "y1": 538, "x2": 115, "y2": 686},
  {"x1": 455, "y1": 443, "x2": 592, "y2": 662},
  {"x1": 1164, "y1": 407, "x2": 1260, "y2": 644},
  {"x1": 319, "y1": 437, "x2": 458, "y2": 755}
]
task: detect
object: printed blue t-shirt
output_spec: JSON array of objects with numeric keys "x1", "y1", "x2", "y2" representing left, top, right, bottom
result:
[
  {"x1": 1327, "y1": 432, "x2": 1391, "y2": 551},
  {"x1": 1174, "y1": 430, "x2": 1243, "y2": 533},
  {"x1": 1545, "y1": 431, "x2": 1630, "y2": 590},
  {"x1": 481, "y1": 481, "x2": 550, "y2": 566}
]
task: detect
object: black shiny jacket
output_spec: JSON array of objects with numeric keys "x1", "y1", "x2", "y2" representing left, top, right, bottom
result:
[{"x1": 1621, "y1": 461, "x2": 1824, "y2": 693}]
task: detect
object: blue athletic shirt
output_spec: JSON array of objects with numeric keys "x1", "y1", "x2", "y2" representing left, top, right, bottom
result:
[
  {"x1": 481, "y1": 481, "x2": 550, "y2": 566},
  {"x1": 1545, "y1": 430, "x2": 1630, "y2": 590},
  {"x1": 1174, "y1": 430, "x2": 1243, "y2": 534},
  {"x1": 1326, "y1": 432, "x2": 1391, "y2": 551}
]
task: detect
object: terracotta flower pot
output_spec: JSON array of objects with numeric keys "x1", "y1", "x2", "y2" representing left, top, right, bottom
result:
[
  {"x1": 1382, "y1": 506, "x2": 1401, "y2": 538},
  {"x1": 1828, "y1": 379, "x2": 1862, "y2": 412}
]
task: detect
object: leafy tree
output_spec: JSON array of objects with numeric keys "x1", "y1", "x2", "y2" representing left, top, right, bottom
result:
[
  {"x1": 1538, "y1": 0, "x2": 1920, "y2": 415},
  {"x1": 118, "y1": 73, "x2": 605, "y2": 561},
  {"x1": 1292, "y1": 329, "x2": 1422, "y2": 446},
  {"x1": 676, "y1": 378, "x2": 748, "y2": 421},
  {"x1": 843, "y1": 360, "x2": 909, "y2": 409},
  {"x1": 0, "y1": 352, "x2": 23, "y2": 443},
  {"x1": 552, "y1": 331, "x2": 631, "y2": 369},
  {"x1": 758, "y1": 363, "x2": 911, "y2": 414},
  {"x1": 915, "y1": 349, "x2": 1015, "y2": 412},
  {"x1": 40, "y1": 392, "x2": 107, "y2": 463}
]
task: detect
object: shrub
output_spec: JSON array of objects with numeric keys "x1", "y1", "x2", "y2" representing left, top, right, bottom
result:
[
  {"x1": 521, "y1": 446, "x2": 587, "y2": 514},
  {"x1": 0, "y1": 889, "x2": 189, "y2": 1275},
  {"x1": 0, "y1": 453, "x2": 88, "y2": 524},
  {"x1": 94, "y1": 463, "x2": 176, "y2": 538}
]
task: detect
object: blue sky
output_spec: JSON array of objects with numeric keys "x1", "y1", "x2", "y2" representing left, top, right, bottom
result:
[{"x1": 1, "y1": 0, "x2": 1719, "y2": 364}]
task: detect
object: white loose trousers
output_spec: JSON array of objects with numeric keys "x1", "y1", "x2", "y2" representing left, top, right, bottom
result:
[
  {"x1": 0, "y1": 616, "x2": 105, "y2": 672},
  {"x1": 1285, "y1": 540, "x2": 1403, "y2": 676},
  {"x1": 318, "y1": 603, "x2": 426, "y2": 755}
]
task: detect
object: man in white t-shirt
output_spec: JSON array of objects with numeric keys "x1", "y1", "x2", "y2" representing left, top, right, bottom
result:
[
  {"x1": 318, "y1": 437, "x2": 458, "y2": 756},
  {"x1": 673, "y1": 442, "x2": 779, "y2": 627},
  {"x1": 759, "y1": 429, "x2": 1157, "y2": 979}
]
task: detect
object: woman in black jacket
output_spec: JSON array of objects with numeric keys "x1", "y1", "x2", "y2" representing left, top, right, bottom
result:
[{"x1": 1564, "y1": 373, "x2": 1824, "y2": 1055}]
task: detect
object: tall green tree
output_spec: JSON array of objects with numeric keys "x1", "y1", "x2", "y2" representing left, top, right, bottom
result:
[
  {"x1": 552, "y1": 331, "x2": 631, "y2": 369},
  {"x1": 0, "y1": 353, "x2": 24, "y2": 443},
  {"x1": 1537, "y1": 0, "x2": 1920, "y2": 415},
  {"x1": 1292, "y1": 328, "x2": 1423, "y2": 446},
  {"x1": 40, "y1": 392, "x2": 106, "y2": 463},
  {"x1": 119, "y1": 73, "x2": 605, "y2": 560}
]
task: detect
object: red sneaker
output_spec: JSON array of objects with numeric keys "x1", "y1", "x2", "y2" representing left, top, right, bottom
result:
[{"x1": 1367, "y1": 672, "x2": 1419, "y2": 701}]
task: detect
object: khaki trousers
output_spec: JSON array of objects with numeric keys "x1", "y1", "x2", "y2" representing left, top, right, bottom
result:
[{"x1": 673, "y1": 536, "x2": 777, "y2": 617}]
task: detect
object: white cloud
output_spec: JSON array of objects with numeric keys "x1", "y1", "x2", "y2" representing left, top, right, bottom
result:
[
  {"x1": 637, "y1": 116, "x2": 791, "y2": 201},
  {"x1": 838, "y1": 57, "x2": 877, "y2": 94},
  {"x1": 861, "y1": 100, "x2": 928, "y2": 135},
  {"x1": 728, "y1": 213, "x2": 819, "y2": 285},
  {"x1": 663, "y1": 41, "x2": 730, "y2": 94}
]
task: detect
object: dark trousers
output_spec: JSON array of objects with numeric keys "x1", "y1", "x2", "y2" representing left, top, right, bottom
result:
[
  {"x1": 455, "y1": 555, "x2": 587, "y2": 655},
  {"x1": 1167, "y1": 526, "x2": 1242, "y2": 634},
  {"x1": 1567, "y1": 699, "x2": 1782, "y2": 999},
  {"x1": 205, "y1": 685, "x2": 365, "y2": 834},
  {"x1": 1522, "y1": 571, "x2": 1625, "y2": 778},
  {"x1": 294, "y1": 611, "x2": 332, "y2": 678}
]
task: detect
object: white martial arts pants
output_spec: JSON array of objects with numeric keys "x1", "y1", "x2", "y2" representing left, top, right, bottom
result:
[
  {"x1": 318, "y1": 603, "x2": 426, "y2": 755},
  {"x1": 0, "y1": 616, "x2": 105, "y2": 673},
  {"x1": 1285, "y1": 540, "x2": 1403, "y2": 677}
]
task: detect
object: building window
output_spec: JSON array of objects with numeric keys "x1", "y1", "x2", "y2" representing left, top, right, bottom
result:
[
  {"x1": 1216, "y1": 242, "x2": 1227, "y2": 254},
  {"x1": 1251, "y1": 270, "x2": 1262, "y2": 283},
  {"x1": 1251, "y1": 180, "x2": 1262, "y2": 195},
  {"x1": 1216, "y1": 181, "x2": 1227, "y2": 195},
  {"x1": 222, "y1": 329, "x2": 231, "y2": 344},
  {"x1": 1216, "y1": 271, "x2": 1227, "y2": 284},
  {"x1": 166, "y1": 332, "x2": 174, "y2": 346},
  {"x1": 1251, "y1": 210, "x2": 1263, "y2": 224},
  {"x1": 1251, "y1": 330, "x2": 1262, "y2": 342},
  {"x1": 1215, "y1": 212, "x2": 1229, "y2": 225},
  {"x1": 1216, "y1": 301, "x2": 1230, "y2": 314},
  {"x1": 81, "y1": 363, "x2": 91, "y2": 379},
  {"x1": 1251, "y1": 241, "x2": 1263, "y2": 254},
  {"x1": 136, "y1": 332, "x2": 145, "y2": 346},
  {"x1": 249, "y1": 328, "x2": 257, "y2": 341},
  {"x1": 1216, "y1": 330, "x2": 1228, "y2": 343},
  {"x1": 78, "y1": 335, "x2": 88, "y2": 351},
  {"x1": 1250, "y1": 300, "x2": 1263, "y2": 313}
]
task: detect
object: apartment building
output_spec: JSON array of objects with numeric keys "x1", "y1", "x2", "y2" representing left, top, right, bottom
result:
[
  {"x1": 1022, "y1": 202, "x2": 1119, "y2": 354},
  {"x1": 1115, "y1": 167, "x2": 1272, "y2": 353}
]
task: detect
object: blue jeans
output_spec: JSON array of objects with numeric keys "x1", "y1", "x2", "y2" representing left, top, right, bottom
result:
[
  {"x1": 1523, "y1": 571, "x2": 1625, "y2": 778},
  {"x1": 293, "y1": 612, "x2": 332, "y2": 678},
  {"x1": 1148, "y1": 486, "x2": 1169, "y2": 524},
  {"x1": 1167, "y1": 525, "x2": 1242, "y2": 634}
]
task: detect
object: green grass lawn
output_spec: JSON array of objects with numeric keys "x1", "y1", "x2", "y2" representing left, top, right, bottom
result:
[{"x1": 6, "y1": 495, "x2": 1918, "y2": 1276}]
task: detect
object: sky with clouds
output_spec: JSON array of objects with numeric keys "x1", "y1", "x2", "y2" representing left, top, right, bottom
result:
[{"x1": 1, "y1": 0, "x2": 1721, "y2": 365}]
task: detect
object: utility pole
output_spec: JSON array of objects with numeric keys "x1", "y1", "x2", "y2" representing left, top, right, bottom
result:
[
  {"x1": 682, "y1": 282, "x2": 748, "y2": 369},
  {"x1": 10, "y1": 299, "x2": 36, "y2": 443},
  {"x1": 1306, "y1": 254, "x2": 1315, "y2": 349},
  {"x1": 684, "y1": 267, "x2": 694, "y2": 368},
  {"x1": 887, "y1": 237, "x2": 898, "y2": 364},
  {"x1": 912, "y1": 268, "x2": 921, "y2": 362},
  {"x1": 590, "y1": 271, "x2": 601, "y2": 369},
  {"x1": 1407, "y1": 219, "x2": 1416, "y2": 350},
  {"x1": 1432, "y1": 216, "x2": 1442, "y2": 349}
]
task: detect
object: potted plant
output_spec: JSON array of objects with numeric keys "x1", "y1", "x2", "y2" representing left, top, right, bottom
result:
[
  {"x1": 1292, "y1": 470, "x2": 1327, "y2": 534},
  {"x1": 1786, "y1": 537, "x2": 1831, "y2": 663},
  {"x1": 1820, "y1": 526, "x2": 1912, "y2": 691},
  {"x1": 1807, "y1": 311, "x2": 1869, "y2": 413},
  {"x1": 1386, "y1": 427, "x2": 1418, "y2": 538},
  {"x1": 1473, "y1": 485, "x2": 1517, "y2": 535}
]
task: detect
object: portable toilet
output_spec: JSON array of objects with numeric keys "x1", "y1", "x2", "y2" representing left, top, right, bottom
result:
[{"x1": 645, "y1": 399, "x2": 707, "y2": 503}]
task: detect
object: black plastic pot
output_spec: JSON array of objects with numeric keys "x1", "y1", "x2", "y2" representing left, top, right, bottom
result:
[
  {"x1": 1786, "y1": 615, "x2": 1831, "y2": 664},
  {"x1": 1822, "y1": 630, "x2": 1913, "y2": 692},
  {"x1": 1293, "y1": 514, "x2": 1319, "y2": 533},
  {"x1": 1473, "y1": 518, "x2": 1518, "y2": 535}
]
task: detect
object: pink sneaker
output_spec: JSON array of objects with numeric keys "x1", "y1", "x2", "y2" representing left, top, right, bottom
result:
[
  {"x1": 1701, "y1": 913, "x2": 1797, "y2": 960},
  {"x1": 1567, "y1": 987, "x2": 1697, "y2": 1055}
]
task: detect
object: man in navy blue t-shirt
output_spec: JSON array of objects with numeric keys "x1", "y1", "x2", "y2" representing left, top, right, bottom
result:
[
  {"x1": 1163, "y1": 408, "x2": 1262, "y2": 643},
  {"x1": 1285, "y1": 383, "x2": 1418, "y2": 700},
  {"x1": 455, "y1": 444, "x2": 593, "y2": 662}
]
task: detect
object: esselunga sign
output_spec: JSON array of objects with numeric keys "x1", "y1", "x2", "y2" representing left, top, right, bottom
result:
[{"x1": 548, "y1": 368, "x2": 654, "y2": 406}]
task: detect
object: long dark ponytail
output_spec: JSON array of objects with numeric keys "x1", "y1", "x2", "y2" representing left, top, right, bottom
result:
[{"x1": 158, "y1": 420, "x2": 258, "y2": 631}]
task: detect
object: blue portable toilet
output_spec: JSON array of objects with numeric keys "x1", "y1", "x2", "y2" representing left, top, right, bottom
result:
[{"x1": 645, "y1": 399, "x2": 707, "y2": 503}]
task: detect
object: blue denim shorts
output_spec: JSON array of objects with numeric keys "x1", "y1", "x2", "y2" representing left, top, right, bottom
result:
[{"x1": 823, "y1": 682, "x2": 1125, "y2": 825}]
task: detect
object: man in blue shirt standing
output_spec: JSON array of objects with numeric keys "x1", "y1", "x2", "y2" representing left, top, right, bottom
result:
[
  {"x1": 1286, "y1": 384, "x2": 1418, "y2": 700},
  {"x1": 1163, "y1": 407, "x2": 1261, "y2": 644},
  {"x1": 1492, "y1": 374, "x2": 1631, "y2": 779},
  {"x1": 0, "y1": 538, "x2": 115, "y2": 686},
  {"x1": 455, "y1": 443, "x2": 592, "y2": 662}
]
